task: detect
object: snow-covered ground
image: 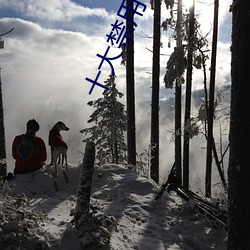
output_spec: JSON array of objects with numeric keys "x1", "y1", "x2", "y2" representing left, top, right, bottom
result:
[{"x1": 1, "y1": 164, "x2": 227, "y2": 250}]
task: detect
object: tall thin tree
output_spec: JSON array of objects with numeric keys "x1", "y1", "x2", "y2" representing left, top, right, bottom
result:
[
  {"x1": 0, "y1": 28, "x2": 14, "y2": 177},
  {"x1": 205, "y1": 0, "x2": 219, "y2": 197},
  {"x1": 175, "y1": 0, "x2": 183, "y2": 183},
  {"x1": 183, "y1": 0, "x2": 195, "y2": 189},
  {"x1": 0, "y1": 68, "x2": 6, "y2": 177},
  {"x1": 126, "y1": 0, "x2": 136, "y2": 166},
  {"x1": 150, "y1": 0, "x2": 161, "y2": 184},
  {"x1": 228, "y1": 0, "x2": 250, "y2": 248}
]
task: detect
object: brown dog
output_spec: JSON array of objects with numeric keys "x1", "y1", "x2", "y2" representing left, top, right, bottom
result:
[{"x1": 48, "y1": 121, "x2": 69, "y2": 176}]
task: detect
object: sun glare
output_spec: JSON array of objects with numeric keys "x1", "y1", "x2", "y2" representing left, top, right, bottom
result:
[{"x1": 183, "y1": 0, "x2": 194, "y2": 9}]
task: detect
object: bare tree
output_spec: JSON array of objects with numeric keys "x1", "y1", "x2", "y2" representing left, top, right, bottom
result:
[{"x1": 228, "y1": 0, "x2": 250, "y2": 248}]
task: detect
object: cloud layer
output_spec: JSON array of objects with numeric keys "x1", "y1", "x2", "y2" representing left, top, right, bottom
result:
[
  {"x1": 0, "y1": 0, "x2": 232, "y2": 191},
  {"x1": 0, "y1": 0, "x2": 111, "y2": 21}
]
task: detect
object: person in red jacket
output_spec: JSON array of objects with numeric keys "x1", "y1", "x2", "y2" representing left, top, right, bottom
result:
[{"x1": 12, "y1": 119, "x2": 47, "y2": 174}]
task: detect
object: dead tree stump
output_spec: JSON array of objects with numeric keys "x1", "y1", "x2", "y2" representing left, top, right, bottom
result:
[
  {"x1": 74, "y1": 141, "x2": 95, "y2": 227},
  {"x1": 73, "y1": 142, "x2": 116, "y2": 249}
]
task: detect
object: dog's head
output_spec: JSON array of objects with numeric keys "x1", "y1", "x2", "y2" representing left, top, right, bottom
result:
[{"x1": 53, "y1": 121, "x2": 69, "y2": 131}]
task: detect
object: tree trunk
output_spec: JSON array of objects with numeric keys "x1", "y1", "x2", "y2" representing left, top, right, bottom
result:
[
  {"x1": 205, "y1": 0, "x2": 219, "y2": 197},
  {"x1": 183, "y1": 0, "x2": 195, "y2": 190},
  {"x1": 126, "y1": 0, "x2": 136, "y2": 166},
  {"x1": 0, "y1": 70, "x2": 7, "y2": 177},
  {"x1": 114, "y1": 139, "x2": 119, "y2": 164},
  {"x1": 228, "y1": 0, "x2": 250, "y2": 248},
  {"x1": 150, "y1": 0, "x2": 161, "y2": 184},
  {"x1": 114, "y1": 116, "x2": 119, "y2": 164},
  {"x1": 211, "y1": 137, "x2": 227, "y2": 191},
  {"x1": 175, "y1": 0, "x2": 183, "y2": 183},
  {"x1": 74, "y1": 142, "x2": 95, "y2": 227},
  {"x1": 74, "y1": 142, "x2": 116, "y2": 248}
]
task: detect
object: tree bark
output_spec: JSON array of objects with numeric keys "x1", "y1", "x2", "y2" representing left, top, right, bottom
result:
[
  {"x1": 183, "y1": 0, "x2": 195, "y2": 190},
  {"x1": 74, "y1": 142, "x2": 116, "y2": 248},
  {"x1": 150, "y1": 0, "x2": 161, "y2": 184},
  {"x1": 175, "y1": 0, "x2": 183, "y2": 183},
  {"x1": 74, "y1": 142, "x2": 95, "y2": 227},
  {"x1": 228, "y1": 0, "x2": 250, "y2": 248},
  {"x1": 211, "y1": 137, "x2": 227, "y2": 191}
]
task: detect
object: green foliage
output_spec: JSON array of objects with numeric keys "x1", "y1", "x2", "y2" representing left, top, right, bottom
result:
[{"x1": 80, "y1": 74, "x2": 127, "y2": 166}]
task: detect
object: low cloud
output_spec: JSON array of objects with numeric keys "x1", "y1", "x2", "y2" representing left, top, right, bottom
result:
[
  {"x1": 0, "y1": 0, "x2": 232, "y2": 193},
  {"x1": 0, "y1": 0, "x2": 110, "y2": 21}
]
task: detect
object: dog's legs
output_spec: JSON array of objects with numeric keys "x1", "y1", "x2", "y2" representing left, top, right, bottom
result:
[
  {"x1": 61, "y1": 153, "x2": 65, "y2": 165},
  {"x1": 50, "y1": 147, "x2": 54, "y2": 165},
  {"x1": 54, "y1": 163, "x2": 58, "y2": 177},
  {"x1": 64, "y1": 153, "x2": 68, "y2": 171},
  {"x1": 52, "y1": 147, "x2": 68, "y2": 176},
  {"x1": 61, "y1": 152, "x2": 69, "y2": 183},
  {"x1": 61, "y1": 152, "x2": 68, "y2": 171},
  {"x1": 52, "y1": 148, "x2": 60, "y2": 177},
  {"x1": 57, "y1": 154, "x2": 61, "y2": 164}
]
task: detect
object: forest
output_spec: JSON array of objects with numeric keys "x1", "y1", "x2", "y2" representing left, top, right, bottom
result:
[{"x1": 0, "y1": 0, "x2": 250, "y2": 249}]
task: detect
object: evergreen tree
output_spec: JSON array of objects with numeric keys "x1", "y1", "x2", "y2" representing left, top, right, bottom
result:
[
  {"x1": 150, "y1": 0, "x2": 161, "y2": 184},
  {"x1": 126, "y1": 0, "x2": 136, "y2": 166},
  {"x1": 80, "y1": 74, "x2": 127, "y2": 166},
  {"x1": 205, "y1": 0, "x2": 219, "y2": 198},
  {"x1": 183, "y1": 0, "x2": 195, "y2": 190},
  {"x1": 228, "y1": 0, "x2": 250, "y2": 248},
  {"x1": 163, "y1": 1, "x2": 210, "y2": 187}
]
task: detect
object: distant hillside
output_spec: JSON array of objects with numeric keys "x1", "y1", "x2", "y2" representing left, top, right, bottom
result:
[{"x1": 137, "y1": 84, "x2": 231, "y2": 124}]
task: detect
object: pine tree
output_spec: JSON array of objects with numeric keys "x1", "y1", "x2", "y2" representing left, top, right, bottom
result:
[
  {"x1": 183, "y1": 0, "x2": 195, "y2": 190},
  {"x1": 126, "y1": 0, "x2": 136, "y2": 166},
  {"x1": 150, "y1": 0, "x2": 161, "y2": 184},
  {"x1": 205, "y1": 0, "x2": 219, "y2": 198},
  {"x1": 228, "y1": 0, "x2": 250, "y2": 248},
  {"x1": 163, "y1": 1, "x2": 210, "y2": 187},
  {"x1": 80, "y1": 74, "x2": 127, "y2": 166}
]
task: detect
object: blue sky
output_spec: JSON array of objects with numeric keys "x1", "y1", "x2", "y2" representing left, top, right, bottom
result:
[
  {"x1": 0, "y1": 0, "x2": 121, "y2": 16},
  {"x1": 74, "y1": 0, "x2": 121, "y2": 12},
  {"x1": 0, "y1": 0, "x2": 232, "y2": 174},
  {"x1": 0, "y1": 0, "x2": 125, "y2": 33}
]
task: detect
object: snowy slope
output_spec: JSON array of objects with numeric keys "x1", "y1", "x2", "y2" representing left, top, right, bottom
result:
[{"x1": 2, "y1": 164, "x2": 227, "y2": 250}]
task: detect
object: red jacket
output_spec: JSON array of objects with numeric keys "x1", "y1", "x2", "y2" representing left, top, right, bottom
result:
[
  {"x1": 12, "y1": 131, "x2": 47, "y2": 171},
  {"x1": 48, "y1": 128, "x2": 68, "y2": 149}
]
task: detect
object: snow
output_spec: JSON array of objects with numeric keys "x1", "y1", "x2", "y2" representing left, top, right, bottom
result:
[{"x1": 2, "y1": 164, "x2": 227, "y2": 250}]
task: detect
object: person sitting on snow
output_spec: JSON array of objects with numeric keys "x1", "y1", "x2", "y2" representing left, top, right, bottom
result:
[{"x1": 12, "y1": 119, "x2": 47, "y2": 174}]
